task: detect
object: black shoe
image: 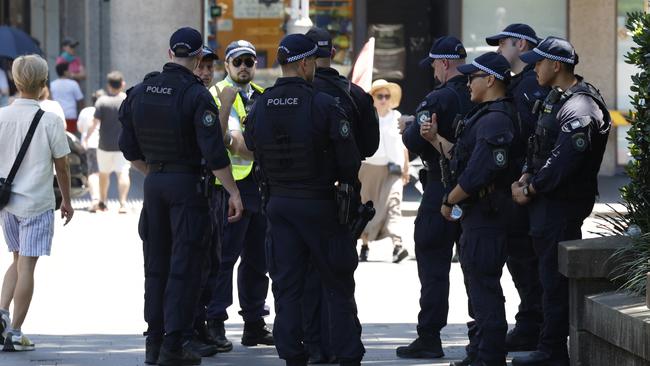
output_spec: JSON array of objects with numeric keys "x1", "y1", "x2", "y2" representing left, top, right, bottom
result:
[
  {"x1": 450, "y1": 354, "x2": 475, "y2": 366},
  {"x1": 305, "y1": 343, "x2": 337, "y2": 364},
  {"x1": 206, "y1": 319, "x2": 233, "y2": 352},
  {"x1": 145, "y1": 337, "x2": 162, "y2": 365},
  {"x1": 194, "y1": 322, "x2": 216, "y2": 346},
  {"x1": 505, "y1": 326, "x2": 539, "y2": 352},
  {"x1": 241, "y1": 319, "x2": 274, "y2": 346},
  {"x1": 392, "y1": 246, "x2": 409, "y2": 263},
  {"x1": 157, "y1": 345, "x2": 202, "y2": 366},
  {"x1": 2, "y1": 332, "x2": 35, "y2": 352},
  {"x1": 511, "y1": 350, "x2": 569, "y2": 366},
  {"x1": 359, "y1": 245, "x2": 369, "y2": 262},
  {"x1": 185, "y1": 338, "x2": 218, "y2": 358},
  {"x1": 396, "y1": 335, "x2": 444, "y2": 359}
]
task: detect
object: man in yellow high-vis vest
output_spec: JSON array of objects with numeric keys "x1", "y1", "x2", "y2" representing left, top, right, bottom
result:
[{"x1": 204, "y1": 40, "x2": 273, "y2": 351}]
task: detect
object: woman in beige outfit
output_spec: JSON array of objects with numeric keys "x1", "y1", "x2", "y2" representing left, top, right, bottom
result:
[{"x1": 359, "y1": 79, "x2": 409, "y2": 263}]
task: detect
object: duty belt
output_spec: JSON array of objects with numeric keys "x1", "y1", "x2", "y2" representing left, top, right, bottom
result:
[
  {"x1": 269, "y1": 186, "x2": 335, "y2": 200},
  {"x1": 147, "y1": 163, "x2": 201, "y2": 174}
]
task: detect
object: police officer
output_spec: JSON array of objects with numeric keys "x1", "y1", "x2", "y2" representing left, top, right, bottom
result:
[
  {"x1": 424, "y1": 52, "x2": 518, "y2": 366},
  {"x1": 306, "y1": 26, "x2": 379, "y2": 160},
  {"x1": 205, "y1": 39, "x2": 273, "y2": 350},
  {"x1": 243, "y1": 34, "x2": 364, "y2": 366},
  {"x1": 511, "y1": 37, "x2": 611, "y2": 366},
  {"x1": 485, "y1": 23, "x2": 549, "y2": 351},
  {"x1": 398, "y1": 36, "x2": 474, "y2": 360},
  {"x1": 118, "y1": 27, "x2": 243, "y2": 366},
  {"x1": 186, "y1": 46, "x2": 223, "y2": 356},
  {"x1": 303, "y1": 26, "x2": 379, "y2": 363}
]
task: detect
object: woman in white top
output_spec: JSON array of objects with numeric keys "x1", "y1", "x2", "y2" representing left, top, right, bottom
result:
[
  {"x1": 0, "y1": 55, "x2": 73, "y2": 351},
  {"x1": 359, "y1": 79, "x2": 410, "y2": 263}
]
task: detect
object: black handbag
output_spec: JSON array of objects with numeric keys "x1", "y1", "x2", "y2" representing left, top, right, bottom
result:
[{"x1": 0, "y1": 109, "x2": 45, "y2": 210}]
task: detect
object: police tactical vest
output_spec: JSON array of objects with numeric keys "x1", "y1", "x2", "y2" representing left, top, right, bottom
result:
[
  {"x1": 133, "y1": 71, "x2": 197, "y2": 164},
  {"x1": 531, "y1": 80, "x2": 610, "y2": 173},
  {"x1": 451, "y1": 98, "x2": 518, "y2": 198},
  {"x1": 254, "y1": 83, "x2": 325, "y2": 185},
  {"x1": 209, "y1": 79, "x2": 264, "y2": 182}
]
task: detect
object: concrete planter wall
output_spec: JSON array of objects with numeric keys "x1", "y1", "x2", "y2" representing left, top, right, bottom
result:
[{"x1": 559, "y1": 236, "x2": 650, "y2": 366}]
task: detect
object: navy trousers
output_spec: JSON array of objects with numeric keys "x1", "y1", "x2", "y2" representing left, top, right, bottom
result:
[
  {"x1": 207, "y1": 190, "x2": 270, "y2": 322},
  {"x1": 266, "y1": 196, "x2": 364, "y2": 363},
  {"x1": 459, "y1": 219, "x2": 508, "y2": 365},
  {"x1": 528, "y1": 197, "x2": 593, "y2": 357},
  {"x1": 140, "y1": 172, "x2": 211, "y2": 350},
  {"x1": 506, "y1": 202, "x2": 543, "y2": 334}
]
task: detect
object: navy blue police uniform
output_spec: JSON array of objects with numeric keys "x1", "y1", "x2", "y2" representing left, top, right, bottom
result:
[
  {"x1": 244, "y1": 34, "x2": 364, "y2": 366},
  {"x1": 301, "y1": 27, "x2": 379, "y2": 363},
  {"x1": 450, "y1": 52, "x2": 520, "y2": 366},
  {"x1": 398, "y1": 36, "x2": 474, "y2": 359},
  {"x1": 118, "y1": 27, "x2": 230, "y2": 365},
  {"x1": 204, "y1": 40, "x2": 273, "y2": 348},
  {"x1": 486, "y1": 24, "x2": 549, "y2": 350},
  {"x1": 512, "y1": 37, "x2": 611, "y2": 366}
]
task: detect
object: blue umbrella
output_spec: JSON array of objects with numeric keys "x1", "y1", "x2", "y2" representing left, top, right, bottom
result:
[{"x1": 0, "y1": 26, "x2": 42, "y2": 59}]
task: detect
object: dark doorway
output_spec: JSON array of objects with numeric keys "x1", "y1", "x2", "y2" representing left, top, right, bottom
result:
[
  {"x1": 367, "y1": 0, "x2": 459, "y2": 113},
  {"x1": 0, "y1": 0, "x2": 31, "y2": 32}
]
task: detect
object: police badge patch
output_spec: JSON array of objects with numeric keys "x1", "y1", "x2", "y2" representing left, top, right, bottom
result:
[
  {"x1": 340, "y1": 119, "x2": 351, "y2": 139},
  {"x1": 493, "y1": 148, "x2": 508, "y2": 168},
  {"x1": 202, "y1": 110, "x2": 216, "y2": 127},
  {"x1": 572, "y1": 132, "x2": 587, "y2": 152}
]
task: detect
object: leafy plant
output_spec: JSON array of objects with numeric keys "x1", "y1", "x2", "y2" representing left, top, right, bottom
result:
[{"x1": 609, "y1": 11, "x2": 650, "y2": 296}]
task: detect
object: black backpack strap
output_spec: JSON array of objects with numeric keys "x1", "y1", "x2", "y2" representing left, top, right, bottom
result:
[{"x1": 6, "y1": 109, "x2": 44, "y2": 184}]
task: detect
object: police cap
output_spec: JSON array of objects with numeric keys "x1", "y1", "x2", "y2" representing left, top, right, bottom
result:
[
  {"x1": 419, "y1": 36, "x2": 467, "y2": 68},
  {"x1": 277, "y1": 33, "x2": 330, "y2": 65},
  {"x1": 305, "y1": 27, "x2": 333, "y2": 58},
  {"x1": 520, "y1": 36, "x2": 579, "y2": 65},
  {"x1": 169, "y1": 27, "x2": 203, "y2": 57},
  {"x1": 201, "y1": 46, "x2": 218, "y2": 62},
  {"x1": 225, "y1": 40, "x2": 256, "y2": 60},
  {"x1": 485, "y1": 23, "x2": 541, "y2": 46},
  {"x1": 457, "y1": 51, "x2": 511, "y2": 82}
]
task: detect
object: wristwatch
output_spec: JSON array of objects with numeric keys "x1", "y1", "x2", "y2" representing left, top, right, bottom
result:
[
  {"x1": 442, "y1": 192, "x2": 454, "y2": 208},
  {"x1": 522, "y1": 184, "x2": 531, "y2": 197},
  {"x1": 224, "y1": 131, "x2": 233, "y2": 148}
]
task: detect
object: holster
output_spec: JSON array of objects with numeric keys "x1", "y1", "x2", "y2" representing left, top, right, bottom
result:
[
  {"x1": 253, "y1": 165, "x2": 269, "y2": 214},
  {"x1": 350, "y1": 201, "x2": 376, "y2": 240},
  {"x1": 336, "y1": 183, "x2": 353, "y2": 225}
]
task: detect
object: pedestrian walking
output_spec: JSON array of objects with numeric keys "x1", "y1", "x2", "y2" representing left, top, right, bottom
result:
[
  {"x1": 77, "y1": 89, "x2": 104, "y2": 212},
  {"x1": 358, "y1": 79, "x2": 409, "y2": 263},
  {"x1": 50, "y1": 62, "x2": 84, "y2": 134},
  {"x1": 0, "y1": 54, "x2": 74, "y2": 352}
]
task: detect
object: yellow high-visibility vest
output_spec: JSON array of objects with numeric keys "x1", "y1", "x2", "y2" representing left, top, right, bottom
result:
[{"x1": 209, "y1": 79, "x2": 264, "y2": 183}]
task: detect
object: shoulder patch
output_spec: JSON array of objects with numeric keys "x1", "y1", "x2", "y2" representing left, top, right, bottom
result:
[
  {"x1": 202, "y1": 110, "x2": 217, "y2": 127},
  {"x1": 339, "y1": 119, "x2": 351, "y2": 139},
  {"x1": 493, "y1": 148, "x2": 508, "y2": 168},
  {"x1": 571, "y1": 132, "x2": 588, "y2": 152},
  {"x1": 561, "y1": 116, "x2": 592, "y2": 133}
]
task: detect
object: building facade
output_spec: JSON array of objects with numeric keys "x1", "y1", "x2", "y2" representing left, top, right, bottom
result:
[{"x1": 2, "y1": 0, "x2": 639, "y2": 173}]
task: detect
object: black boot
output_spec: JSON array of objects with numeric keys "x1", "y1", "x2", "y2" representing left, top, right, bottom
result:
[
  {"x1": 157, "y1": 344, "x2": 202, "y2": 366},
  {"x1": 505, "y1": 326, "x2": 539, "y2": 352},
  {"x1": 396, "y1": 335, "x2": 444, "y2": 358},
  {"x1": 241, "y1": 319, "x2": 274, "y2": 346},
  {"x1": 511, "y1": 350, "x2": 569, "y2": 366},
  {"x1": 194, "y1": 322, "x2": 216, "y2": 346},
  {"x1": 185, "y1": 337, "x2": 218, "y2": 358},
  {"x1": 206, "y1": 319, "x2": 233, "y2": 352},
  {"x1": 392, "y1": 245, "x2": 409, "y2": 263},
  {"x1": 145, "y1": 337, "x2": 162, "y2": 365}
]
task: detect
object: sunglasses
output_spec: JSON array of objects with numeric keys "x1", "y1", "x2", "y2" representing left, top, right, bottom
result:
[
  {"x1": 375, "y1": 94, "x2": 391, "y2": 100},
  {"x1": 468, "y1": 73, "x2": 491, "y2": 83},
  {"x1": 231, "y1": 57, "x2": 256, "y2": 68}
]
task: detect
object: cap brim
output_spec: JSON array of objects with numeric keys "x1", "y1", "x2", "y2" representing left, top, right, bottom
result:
[
  {"x1": 202, "y1": 53, "x2": 218, "y2": 61},
  {"x1": 485, "y1": 35, "x2": 505, "y2": 46},
  {"x1": 520, "y1": 50, "x2": 545, "y2": 64},
  {"x1": 456, "y1": 63, "x2": 479, "y2": 75},
  {"x1": 228, "y1": 50, "x2": 256, "y2": 59},
  {"x1": 418, "y1": 56, "x2": 433, "y2": 68}
]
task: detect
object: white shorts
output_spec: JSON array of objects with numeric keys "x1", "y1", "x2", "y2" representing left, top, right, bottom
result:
[
  {"x1": 0, "y1": 209, "x2": 54, "y2": 257},
  {"x1": 97, "y1": 149, "x2": 131, "y2": 174}
]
